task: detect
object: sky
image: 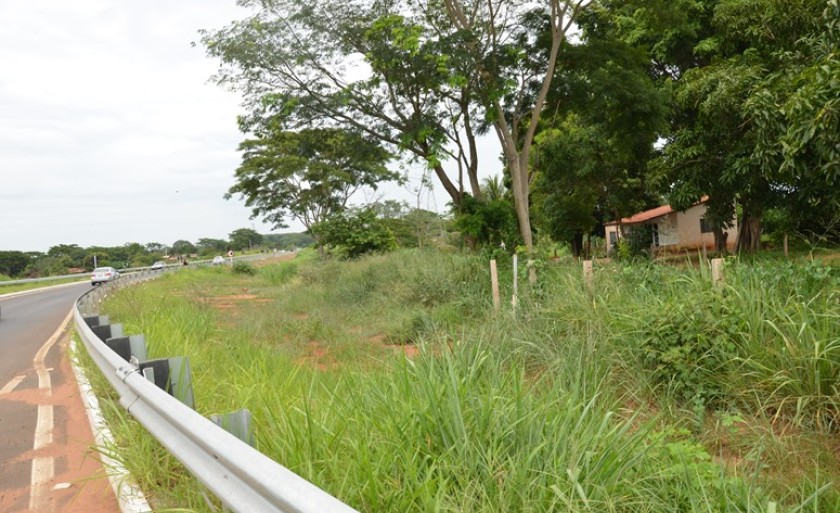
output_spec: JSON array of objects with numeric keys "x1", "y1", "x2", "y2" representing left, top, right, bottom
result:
[{"x1": 0, "y1": 1, "x2": 499, "y2": 253}]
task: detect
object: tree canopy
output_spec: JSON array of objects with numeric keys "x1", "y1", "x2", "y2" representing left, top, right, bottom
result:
[
  {"x1": 226, "y1": 126, "x2": 397, "y2": 237},
  {"x1": 202, "y1": 0, "x2": 838, "y2": 256}
]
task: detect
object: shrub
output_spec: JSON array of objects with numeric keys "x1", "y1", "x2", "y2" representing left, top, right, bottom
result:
[
  {"x1": 231, "y1": 262, "x2": 257, "y2": 275},
  {"x1": 312, "y1": 208, "x2": 397, "y2": 259},
  {"x1": 635, "y1": 294, "x2": 740, "y2": 408}
]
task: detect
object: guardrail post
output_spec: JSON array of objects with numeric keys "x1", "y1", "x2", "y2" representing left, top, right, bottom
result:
[
  {"x1": 105, "y1": 334, "x2": 148, "y2": 363},
  {"x1": 139, "y1": 357, "x2": 195, "y2": 409},
  {"x1": 83, "y1": 315, "x2": 109, "y2": 328},
  {"x1": 91, "y1": 323, "x2": 124, "y2": 341},
  {"x1": 211, "y1": 409, "x2": 255, "y2": 447}
]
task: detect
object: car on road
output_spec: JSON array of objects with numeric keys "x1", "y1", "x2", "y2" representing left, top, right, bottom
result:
[
  {"x1": 212, "y1": 255, "x2": 225, "y2": 265},
  {"x1": 151, "y1": 261, "x2": 166, "y2": 270},
  {"x1": 91, "y1": 267, "x2": 120, "y2": 285}
]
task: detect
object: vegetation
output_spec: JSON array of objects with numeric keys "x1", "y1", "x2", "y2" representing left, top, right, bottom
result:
[
  {"x1": 202, "y1": 0, "x2": 838, "y2": 258},
  {"x1": 0, "y1": 230, "x2": 315, "y2": 280},
  {"x1": 86, "y1": 249, "x2": 840, "y2": 512},
  {"x1": 226, "y1": 127, "x2": 398, "y2": 239}
]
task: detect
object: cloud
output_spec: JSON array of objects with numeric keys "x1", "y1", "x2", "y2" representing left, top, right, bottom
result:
[{"x1": 0, "y1": 1, "x2": 289, "y2": 251}]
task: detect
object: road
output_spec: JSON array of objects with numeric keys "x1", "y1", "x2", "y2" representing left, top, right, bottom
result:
[{"x1": 0, "y1": 283, "x2": 120, "y2": 513}]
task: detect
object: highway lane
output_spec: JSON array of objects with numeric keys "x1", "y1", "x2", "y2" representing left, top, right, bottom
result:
[
  {"x1": 0, "y1": 282, "x2": 119, "y2": 512},
  {"x1": 0, "y1": 283, "x2": 90, "y2": 387}
]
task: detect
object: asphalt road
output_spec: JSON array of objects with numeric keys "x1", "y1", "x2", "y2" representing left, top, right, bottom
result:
[
  {"x1": 0, "y1": 283, "x2": 89, "y2": 386},
  {"x1": 0, "y1": 282, "x2": 116, "y2": 512}
]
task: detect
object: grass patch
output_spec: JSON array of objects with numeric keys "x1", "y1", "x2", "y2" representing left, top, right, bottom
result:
[
  {"x1": 88, "y1": 248, "x2": 840, "y2": 512},
  {"x1": 0, "y1": 277, "x2": 88, "y2": 295}
]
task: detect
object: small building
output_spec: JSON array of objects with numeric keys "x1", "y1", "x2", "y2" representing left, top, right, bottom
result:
[{"x1": 604, "y1": 197, "x2": 737, "y2": 253}]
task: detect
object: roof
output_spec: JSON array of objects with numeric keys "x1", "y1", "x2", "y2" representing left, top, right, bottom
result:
[{"x1": 605, "y1": 196, "x2": 708, "y2": 226}]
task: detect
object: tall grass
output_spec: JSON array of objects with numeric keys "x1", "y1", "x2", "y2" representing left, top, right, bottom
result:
[{"x1": 85, "y1": 249, "x2": 839, "y2": 512}]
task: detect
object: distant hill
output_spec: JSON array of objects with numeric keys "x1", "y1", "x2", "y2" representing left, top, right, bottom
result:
[{"x1": 262, "y1": 232, "x2": 315, "y2": 250}]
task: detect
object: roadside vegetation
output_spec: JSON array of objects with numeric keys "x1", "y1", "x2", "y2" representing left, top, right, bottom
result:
[
  {"x1": 84, "y1": 248, "x2": 840, "y2": 512},
  {"x1": 0, "y1": 277, "x2": 88, "y2": 295}
]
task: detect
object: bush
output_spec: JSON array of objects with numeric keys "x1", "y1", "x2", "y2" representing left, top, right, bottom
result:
[
  {"x1": 231, "y1": 262, "x2": 257, "y2": 275},
  {"x1": 634, "y1": 293, "x2": 739, "y2": 408},
  {"x1": 312, "y1": 208, "x2": 397, "y2": 259}
]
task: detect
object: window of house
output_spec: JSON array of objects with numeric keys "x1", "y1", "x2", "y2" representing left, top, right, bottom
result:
[
  {"x1": 651, "y1": 223, "x2": 660, "y2": 246},
  {"x1": 609, "y1": 231, "x2": 617, "y2": 245},
  {"x1": 700, "y1": 218, "x2": 714, "y2": 233}
]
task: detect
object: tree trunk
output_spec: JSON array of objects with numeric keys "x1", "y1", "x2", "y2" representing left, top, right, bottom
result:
[
  {"x1": 570, "y1": 232, "x2": 583, "y2": 258},
  {"x1": 432, "y1": 162, "x2": 462, "y2": 207},
  {"x1": 713, "y1": 228, "x2": 728, "y2": 254},
  {"x1": 736, "y1": 215, "x2": 762, "y2": 253}
]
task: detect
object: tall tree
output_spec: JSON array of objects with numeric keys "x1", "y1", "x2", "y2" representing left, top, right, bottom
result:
[
  {"x1": 592, "y1": 0, "x2": 833, "y2": 252},
  {"x1": 226, "y1": 126, "x2": 397, "y2": 239},
  {"x1": 201, "y1": 0, "x2": 487, "y2": 207},
  {"x1": 531, "y1": 25, "x2": 666, "y2": 255},
  {"x1": 171, "y1": 240, "x2": 197, "y2": 256},
  {"x1": 436, "y1": 0, "x2": 591, "y2": 254},
  {"x1": 228, "y1": 228, "x2": 263, "y2": 251}
]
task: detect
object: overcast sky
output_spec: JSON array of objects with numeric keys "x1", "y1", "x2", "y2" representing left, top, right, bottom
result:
[{"x1": 0, "y1": 1, "x2": 497, "y2": 253}]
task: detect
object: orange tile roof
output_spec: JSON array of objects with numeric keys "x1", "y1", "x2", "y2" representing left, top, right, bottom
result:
[{"x1": 606, "y1": 196, "x2": 708, "y2": 226}]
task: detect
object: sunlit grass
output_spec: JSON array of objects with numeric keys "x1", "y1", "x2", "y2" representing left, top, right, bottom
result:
[
  {"x1": 81, "y1": 248, "x2": 839, "y2": 512},
  {"x1": 0, "y1": 277, "x2": 87, "y2": 295}
]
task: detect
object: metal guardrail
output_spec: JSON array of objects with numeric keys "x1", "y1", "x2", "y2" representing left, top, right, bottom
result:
[{"x1": 74, "y1": 258, "x2": 360, "y2": 513}]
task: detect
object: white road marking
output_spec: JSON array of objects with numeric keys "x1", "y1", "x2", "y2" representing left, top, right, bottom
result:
[
  {"x1": 34, "y1": 310, "x2": 72, "y2": 395},
  {"x1": 29, "y1": 457, "x2": 55, "y2": 512},
  {"x1": 71, "y1": 340, "x2": 152, "y2": 513},
  {"x1": 0, "y1": 374, "x2": 26, "y2": 395},
  {"x1": 28, "y1": 308, "x2": 74, "y2": 513},
  {"x1": 33, "y1": 404, "x2": 54, "y2": 449}
]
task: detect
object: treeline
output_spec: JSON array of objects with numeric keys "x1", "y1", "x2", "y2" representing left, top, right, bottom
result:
[
  {"x1": 204, "y1": 0, "x2": 839, "y2": 258},
  {"x1": 0, "y1": 228, "x2": 315, "y2": 280}
]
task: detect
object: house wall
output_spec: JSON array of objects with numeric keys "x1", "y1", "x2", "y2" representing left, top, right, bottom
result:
[
  {"x1": 676, "y1": 203, "x2": 738, "y2": 250},
  {"x1": 656, "y1": 213, "x2": 679, "y2": 246},
  {"x1": 604, "y1": 202, "x2": 739, "y2": 253},
  {"x1": 675, "y1": 203, "x2": 711, "y2": 249}
]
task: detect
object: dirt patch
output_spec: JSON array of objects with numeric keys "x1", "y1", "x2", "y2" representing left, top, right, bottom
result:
[
  {"x1": 386, "y1": 344, "x2": 420, "y2": 358},
  {"x1": 295, "y1": 340, "x2": 336, "y2": 371},
  {"x1": 200, "y1": 294, "x2": 273, "y2": 312},
  {"x1": 368, "y1": 333, "x2": 388, "y2": 344}
]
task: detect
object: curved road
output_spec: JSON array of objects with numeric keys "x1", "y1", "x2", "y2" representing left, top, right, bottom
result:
[{"x1": 0, "y1": 283, "x2": 119, "y2": 513}]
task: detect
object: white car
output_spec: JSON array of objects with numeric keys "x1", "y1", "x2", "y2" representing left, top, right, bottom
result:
[
  {"x1": 151, "y1": 261, "x2": 166, "y2": 270},
  {"x1": 212, "y1": 255, "x2": 225, "y2": 265},
  {"x1": 91, "y1": 267, "x2": 120, "y2": 285}
]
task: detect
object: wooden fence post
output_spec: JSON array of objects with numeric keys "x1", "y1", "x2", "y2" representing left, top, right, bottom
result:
[
  {"x1": 583, "y1": 260, "x2": 593, "y2": 293},
  {"x1": 490, "y1": 259, "x2": 501, "y2": 311},
  {"x1": 512, "y1": 254, "x2": 519, "y2": 309},
  {"x1": 711, "y1": 258, "x2": 725, "y2": 289}
]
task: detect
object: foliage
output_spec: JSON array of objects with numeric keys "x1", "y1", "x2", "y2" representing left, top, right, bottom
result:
[
  {"x1": 593, "y1": 0, "x2": 836, "y2": 253},
  {"x1": 171, "y1": 240, "x2": 197, "y2": 256},
  {"x1": 228, "y1": 228, "x2": 263, "y2": 252},
  {"x1": 196, "y1": 238, "x2": 229, "y2": 256},
  {"x1": 0, "y1": 251, "x2": 31, "y2": 277},
  {"x1": 635, "y1": 293, "x2": 739, "y2": 407},
  {"x1": 231, "y1": 262, "x2": 257, "y2": 275},
  {"x1": 311, "y1": 208, "x2": 397, "y2": 259},
  {"x1": 226, "y1": 126, "x2": 397, "y2": 234},
  {"x1": 451, "y1": 193, "x2": 519, "y2": 249},
  {"x1": 371, "y1": 201, "x2": 447, "y2": 249},
  {"x1": 261, "y1": 232, "x2": 316, "y2": 250},
  {"x1": 200, "y1": 0, "x2": 487, "y2": 206},
  {"x1": 90, "y1": 250, "x2": 840, "y2": 511}
]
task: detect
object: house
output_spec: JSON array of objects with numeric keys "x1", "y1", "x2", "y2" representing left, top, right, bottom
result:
[{"x1": 604, "y1": 197, "x2": 738, "y2": 253}]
